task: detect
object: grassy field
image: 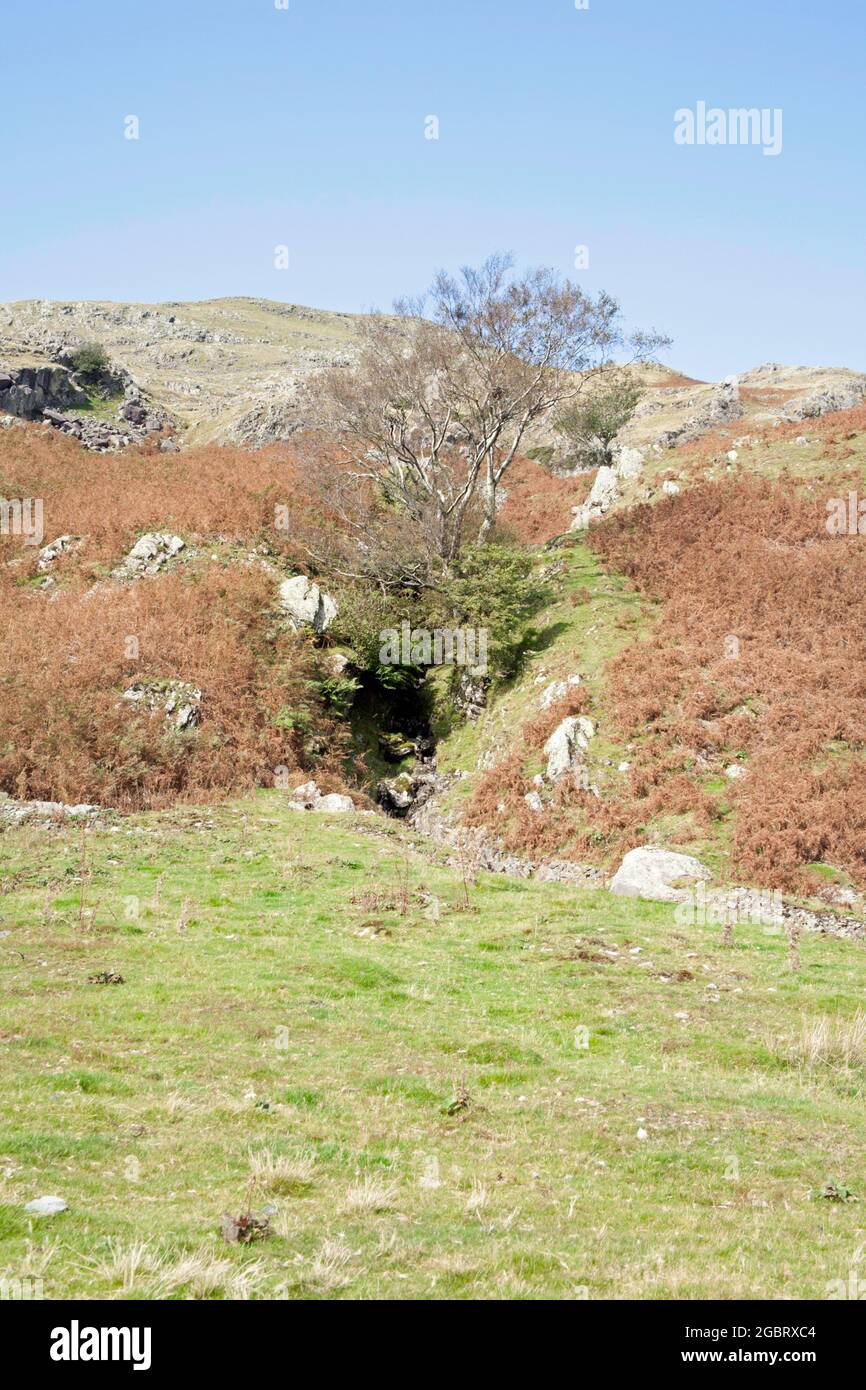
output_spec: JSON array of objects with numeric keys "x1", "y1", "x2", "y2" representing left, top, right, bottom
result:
[{"x1": 1, "y1": 795, "x2": 865, "y2": 1300}]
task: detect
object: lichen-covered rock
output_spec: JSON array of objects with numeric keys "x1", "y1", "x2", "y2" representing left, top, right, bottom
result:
[
  {"x1": 376, "y1": 767, "x2": 443, "y2": 818},
  {"x1": 453, "y1": 670, "x2": 489, "y2": 720}
]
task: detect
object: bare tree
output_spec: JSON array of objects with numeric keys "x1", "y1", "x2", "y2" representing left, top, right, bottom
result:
[{"x1": 319, "y1": 254, "x2": 667, "y2": 564}]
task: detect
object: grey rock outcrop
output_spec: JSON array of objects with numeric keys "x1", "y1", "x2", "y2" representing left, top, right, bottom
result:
[
  {"x1": 570, "y1": 447, "x2": 645, "y2": 530},
  {"x1": 654, "y1": 376, "x2": 743, "y2": 450},
  {"x1": 539, "y1": 674, "x2": 582, "y2": 709},
  {"x1": 782, "y1": 376, "x2": 866, "y2": 420},
  {"x1": 37, "y1": 534, "x2": 82, "y2": 572},
  {"x1": 0, "y1": 363, "x2": 87, "y2": 419}
]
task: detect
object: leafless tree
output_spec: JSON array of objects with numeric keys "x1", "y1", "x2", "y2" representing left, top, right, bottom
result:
[{"x1": 319, "y1": 254, "x2": 668, "y2": 564}]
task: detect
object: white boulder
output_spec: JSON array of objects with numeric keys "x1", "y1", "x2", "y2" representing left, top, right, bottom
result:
[
  {"x1": 289, "y1": 780, "x2": 353, "y2": 813},
  {"x1": 279, "y1": 575, "x2": 338, "y2": 634},
  {"x1": 609, "y1": 846, "x2": 711, "y2": 903},
  {"x1": 544, "y1": 715, "x2": 595, "y2": 786}
]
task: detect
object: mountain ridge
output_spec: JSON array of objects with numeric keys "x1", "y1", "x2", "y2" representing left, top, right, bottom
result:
[{"x1": 4, "y1": 295, "x2": 865, "y2": 455}]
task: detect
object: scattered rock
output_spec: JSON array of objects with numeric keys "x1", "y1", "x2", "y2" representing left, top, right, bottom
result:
[
  {"x1": 24, "y1": 1195, "x2": 68, "y2": 1217},
  {"x1": 539, "y1": 674, "x2": 582, "y2": 709},
  {"x1": 278, "y1": 575, "x2": 338, "y2": 634},
  {"x1": 37, "y1": 534, "x2": 82, "y2": 572},
  {"x1": 0, "y1": 796, "x2": 101, "y2": 826},
  {"x1": 122, "y1": 679, "x2": 202, "y2": 730},
  {"x1": 725, "y1": 763, "x2": 747, "y2": 779},
  {"x1": 288, "y1": 780, "x2": 353, "y2": 813},
  {"x1": 114, "y1": 533, "x2": 185, "y2": 579},
  {"x1": 662, "y1": 480, "x2": 680, "y2": 496},
  {"x1": 609, "y1": 845, "x2": 711, "y2": 903}
]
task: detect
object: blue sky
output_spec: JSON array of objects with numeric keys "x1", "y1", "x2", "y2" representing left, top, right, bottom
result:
[{"x1": 1, "y1": 0, "x2": 863, "y2": 379}]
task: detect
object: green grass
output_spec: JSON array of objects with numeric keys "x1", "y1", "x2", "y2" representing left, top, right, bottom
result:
[{"x1": 1, "y1": 793, "x2": 865, "y2": 1300}]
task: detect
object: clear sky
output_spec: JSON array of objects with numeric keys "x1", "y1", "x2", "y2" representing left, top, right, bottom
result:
[{"x1": 2, "y1": 0, "x2": 863, "y2": 380}]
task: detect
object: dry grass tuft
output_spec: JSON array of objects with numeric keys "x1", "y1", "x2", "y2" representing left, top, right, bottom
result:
[
  {"x1": 248, "y1": 1148, "x2": 316, "y2": 1195},
  {"x1": 789, "y1": 1012, "x2": 866, "y2": 1070},
  {"x1": 341, "y1": 1175, "x2": 398, "y2": 1214}
]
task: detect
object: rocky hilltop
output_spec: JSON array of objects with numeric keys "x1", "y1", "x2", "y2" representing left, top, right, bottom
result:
[
  {"x1": 0, "y1": 296, "x2": 369, "y2": 448},
  {"x1": 2, "y1": 296, "x2": 865, "y2": 454}
]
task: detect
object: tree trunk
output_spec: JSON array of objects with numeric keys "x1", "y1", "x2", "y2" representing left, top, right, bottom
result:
[{"x1": 477, "y1": 457, "x2": 497, "y2": 541}]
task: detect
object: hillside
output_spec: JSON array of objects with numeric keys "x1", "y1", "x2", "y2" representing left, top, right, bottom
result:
[
  {"x1": 3, "y1": 296, "x2": 865, "y2": 454},
  {"x1": 0, "y1": 297, "x2": 370, "y2": 447},
  {"x1": 3, "y1": 343, "x2": 866, "y2": 1303}
]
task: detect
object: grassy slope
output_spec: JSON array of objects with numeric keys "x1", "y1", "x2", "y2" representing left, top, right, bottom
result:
[
  {"x1": 1, "y1": 796, "x2": 865, "y2": 1300},
  {"x1": 431, "y1": 411, "x2": 866, "y2": 902},
  {"x1": 431, "y1": 537, "x2": 732, "y2": 874}
]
